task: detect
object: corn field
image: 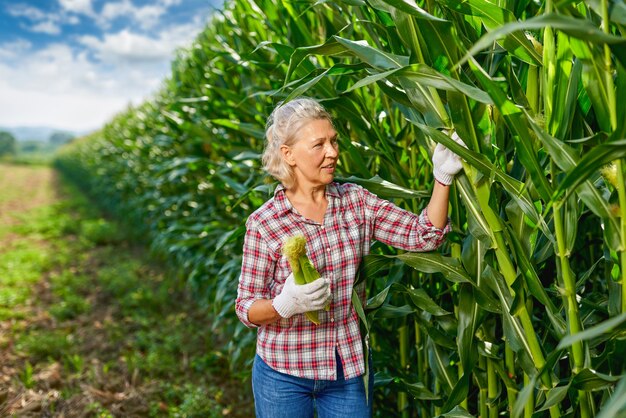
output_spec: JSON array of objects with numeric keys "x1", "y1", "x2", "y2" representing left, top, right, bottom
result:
[{"x1": 55, "y1": 0, "x2": 626, "y2": 416}]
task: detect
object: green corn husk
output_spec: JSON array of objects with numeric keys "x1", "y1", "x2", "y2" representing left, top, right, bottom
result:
[
  {"x1": 299, "y1": 255, "x2": 319, "y2": 283},
  {"x1": 282, "y1": 235, "x2": 327, "y2": 324},
  {"x1": 300, "y1": 256, "x2": 330, "y2": 312}
]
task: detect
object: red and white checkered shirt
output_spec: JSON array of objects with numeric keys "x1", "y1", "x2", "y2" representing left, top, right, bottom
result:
[{"x1": 236, "y1": 182, "x2": 450, "y2": 380}]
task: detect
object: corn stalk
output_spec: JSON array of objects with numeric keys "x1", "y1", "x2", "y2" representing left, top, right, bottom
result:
[{"x1": 55, "y1": 0, "x2": 626, "y2": 416}]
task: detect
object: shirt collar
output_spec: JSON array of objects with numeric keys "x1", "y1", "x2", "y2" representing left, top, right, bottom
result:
[
  {"x1": 273, "y1": 182, "x2": 341, "y2": 214},
  {"x1": 326, "y1": 182, "x2": 341, "y2": 198},
  {"x1": 273, "y1": 184, "x2": 290, "y2": 214}
]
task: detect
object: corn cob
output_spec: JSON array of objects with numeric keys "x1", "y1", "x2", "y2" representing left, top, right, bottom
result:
[
  {"x1": 282, "y1": 235, "x2": 328, "y2": 324},
  {"x1": 300, "y1": 255, "x2": 330, "y2": 313}
]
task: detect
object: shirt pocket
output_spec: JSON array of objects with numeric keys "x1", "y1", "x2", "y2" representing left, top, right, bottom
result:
[{"x1": 340, "y1": 208, "x2": 365, "y2": 262}]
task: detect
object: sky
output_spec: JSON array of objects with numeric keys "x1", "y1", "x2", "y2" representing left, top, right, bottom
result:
[{"x1": 0, "y1": 0, "x2": 222, "y2": 133}]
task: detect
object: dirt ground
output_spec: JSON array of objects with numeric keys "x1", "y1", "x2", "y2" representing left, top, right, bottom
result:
[
  {"x1": 0, "y1": 164, "x2": 58, "y2": 249},
  {"x1": 1, "y1": 164, "x2": 67, "y2": 415},
  {"x1": 0, "y1": 164, "x2": 252, "y2": 417}
]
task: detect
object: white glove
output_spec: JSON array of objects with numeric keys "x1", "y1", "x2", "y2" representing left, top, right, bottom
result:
[
  {"x1": 432, "y1": 131, "x2": 466, "y2": 186},
  {"x1": 272, "y1": 273, "x2": 331, "y2": 319}
]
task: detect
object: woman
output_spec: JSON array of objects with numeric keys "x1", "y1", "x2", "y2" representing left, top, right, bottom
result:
[{"x1": 236, "y1": 97, "x2": 464, "y2": 417}]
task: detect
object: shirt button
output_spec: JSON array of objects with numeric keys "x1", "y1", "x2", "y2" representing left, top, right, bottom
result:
[
  {"x1": 320, "y1": 225, "x2": 325, "y2": 229},
  {"x1": 330, "y1": 317, "x2": 335, "y2": 323},
  {"x1": 326, "y1": 248, "x2": 331, "y2": 252}
]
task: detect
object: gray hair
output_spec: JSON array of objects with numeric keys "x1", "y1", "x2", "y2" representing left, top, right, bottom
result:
[{"x1": 262, "y1": 97, "x2": 334, "y2": 188}]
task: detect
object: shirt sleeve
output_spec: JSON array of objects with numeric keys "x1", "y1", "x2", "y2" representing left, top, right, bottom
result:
[
  {"x1": 361, "y1": 187, "x2": 451, "y2": 252},
  {"x1": 235, "y1": 221, "x2": 277, "y2": 328}
]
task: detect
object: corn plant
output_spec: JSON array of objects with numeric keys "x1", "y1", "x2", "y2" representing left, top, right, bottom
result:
[{"x1": 55, "y1": 0, "x2": 626, "y2": 416}]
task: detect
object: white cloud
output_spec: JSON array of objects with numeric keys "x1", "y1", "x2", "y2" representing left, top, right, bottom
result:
[
  {"x1": 7, "y1": 3, "x2": 75, "y2": 35},
  {"x1": 0, "y1": 0, "x2": 212, "y2": 132},
  {"x1": 97, "y1": 0, "x2": 188, "y2": 30},
  {"x1": 99, "y1": 1, "x2": 166, "y2": 30},
  {"x1": 80, "y1": 31, "x2": 168, "y2": 62},
  {"x1": 79, "y1": 19, "x2": 203, "y2": 63},
  {"x1": 30, "y1": 21, "x2": 62, "y2": 35},
  {"x1": 0, "y1": 42, "x2": 159, "y2": 131},
  {"x1": 0, "y1": 15, "x2": 206, "y2": 131},
  {"x1": 132, "y1": 5, "x2": 167, "y2": 29},
  {"x1": 0, "y1": 39, "x2": 32, "y2": 60},
  {"x1": 58, "y1": 0, "x2": 94, "y2": 15},
  {"x1": 159, "y1": 0, "x2": 183, "y2": 6},
  {"x1": 8, "y1": 0, "x2": 196, "y2": 36},
  {"x1": 6, "y1": 4, "x2": 47, "y2": 21},
  {"x1": 0, "y1": 80, "x2": 129, "y2": 132},
  {"x1": 100, "y1": 0, "x2": 139, "y2": 20}
]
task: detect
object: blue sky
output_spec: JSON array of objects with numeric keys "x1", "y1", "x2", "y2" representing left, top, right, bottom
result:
[{"x1": 0, "y1": 0, "x2": 222, "y2": 132}]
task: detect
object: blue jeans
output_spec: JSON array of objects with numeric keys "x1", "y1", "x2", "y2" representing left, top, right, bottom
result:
[{"x1": 252, "y1": 351, "x2": 373, "y2": 418}]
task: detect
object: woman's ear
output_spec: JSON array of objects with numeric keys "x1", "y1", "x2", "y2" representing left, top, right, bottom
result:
[{"x1": 281, "y1": 144, "x2": 296, "y2": 167}]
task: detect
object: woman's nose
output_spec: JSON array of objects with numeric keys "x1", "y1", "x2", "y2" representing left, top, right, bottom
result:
[{"x1": 325, "y1": 143, "x2": 338, "y2": 157}]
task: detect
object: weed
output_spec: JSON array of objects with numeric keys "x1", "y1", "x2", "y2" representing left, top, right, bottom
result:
[
  {"x1": 1, "y1": 164, "x2": 254, "y2": 416},
  {"x1": 0, "y1": 244, "x2": 50, "y2": 316},
  {"x1": 16, "y1": 330, "x2": 74, "y2": 361},
  {"x1": 50, "y1": 270, "x2": 92, "y2": 296},
  {"x1": 50, "y1": 294, "x2": 91, "y2": 320},
  {"x1": 19, "y1": 361, "x2": 35, "y2": 389},
  {"x1": 157, "y1": 383, "x2": 224, "y2": 418},
  {"x1": 0, "y1": 307, "x2": 26, "y2": 321},
  {"x1": 86, "y1": 401, "x2": 114, "y2": 418},
  {"x1": 64, "y1": 353, "x2": 85, "y2": 374},
  {"x1": 98, "y1": 261, "x2": 142, "y2": 298},
  {"x1": 13, "y1": 206, "x2": 75, "y2": 239},
  {"x1": 80, "y1": 218, "x2": 123, "y2": 245}
]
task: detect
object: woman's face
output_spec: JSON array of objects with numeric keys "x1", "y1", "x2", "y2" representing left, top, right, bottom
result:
[{"x1": 283, "y1": 118, "x2": 339, "y2": 189}]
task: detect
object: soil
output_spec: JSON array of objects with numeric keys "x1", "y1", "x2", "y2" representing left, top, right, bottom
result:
[
  {"x1": 0, "y1": 164, "x2": 57, "y2": 249},
  {"x1": 0, "y1": 164, "x2": 253, "y2": 417}
]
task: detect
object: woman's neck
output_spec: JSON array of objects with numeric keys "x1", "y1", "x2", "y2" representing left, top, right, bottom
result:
[
  {"x1": 285, "y1": 184, "x2": 328, "y2": 224},
  {"x1": 285, "y1": 184, "x2": 326, "y2": 204}
]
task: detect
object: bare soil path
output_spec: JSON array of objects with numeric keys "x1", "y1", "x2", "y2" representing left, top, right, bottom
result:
[
  {"x1": 0, "y1": 164, "x2": 58, "y2": 249},
  {"x1": 0, "y1": 163, "x2": 252, "y2": 417}
]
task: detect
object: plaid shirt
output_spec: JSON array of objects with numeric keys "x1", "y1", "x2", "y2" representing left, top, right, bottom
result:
[{"x1": 236, "y1": 182, "x2": 450, "y2": 380}]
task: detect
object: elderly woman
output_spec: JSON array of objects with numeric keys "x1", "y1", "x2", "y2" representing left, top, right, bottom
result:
[{"x1": 236, "y1": 97, "x2": 464, "y2": 417}]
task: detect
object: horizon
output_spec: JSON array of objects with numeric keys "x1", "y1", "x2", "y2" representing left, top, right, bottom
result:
[{"x1": 0, "y1": 125, "x2": 87, "y2": 141}]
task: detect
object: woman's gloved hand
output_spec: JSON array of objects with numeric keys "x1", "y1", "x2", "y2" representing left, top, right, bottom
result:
[
  {"x1": 272, "y1": 273, "x2": 331, "y2": 319},
  {"x1": 432, "y1": 131, "x2": 466, "y2": 186}
]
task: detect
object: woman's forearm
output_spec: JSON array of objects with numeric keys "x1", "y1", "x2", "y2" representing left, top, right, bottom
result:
[
  {"x1": 248, "y1": 299, "x2": 282, "y2": 326},
  {"x1": 426, "y1": 181, "x2": 450, "y2": 229}
]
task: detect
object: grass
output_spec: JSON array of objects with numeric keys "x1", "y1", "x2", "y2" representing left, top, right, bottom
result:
[
  {"x1": 0, "y1": 241, "x2": 52, "y2": 320},
  {"x1": 0, "y1": 163, "x2": 253, "y2": 417}
]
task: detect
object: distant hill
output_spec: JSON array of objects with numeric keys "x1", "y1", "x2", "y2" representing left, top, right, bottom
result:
[{"x1": 0, "y1": 126, "x2": 82, "y2": 142}]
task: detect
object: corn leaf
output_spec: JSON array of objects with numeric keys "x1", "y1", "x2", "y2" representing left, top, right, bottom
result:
[
  {"x1": 457, "y1": 13, "x2": 626, "y2": 69},
  {"x1": 557, "y1": 312, "x2": 626, "y2": 350}
]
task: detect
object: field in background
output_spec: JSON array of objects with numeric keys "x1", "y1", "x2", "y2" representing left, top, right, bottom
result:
[
  {"x1": 0, "y1": 163, "x2": 253, "y2": 417},
  {"x1": 30, "y1": 0, "x2": 626, "y2": 415}
]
